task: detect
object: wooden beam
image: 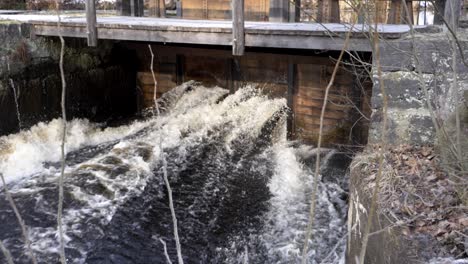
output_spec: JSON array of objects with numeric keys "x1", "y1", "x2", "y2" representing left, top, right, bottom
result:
[
  {"x1": 85, "y1": 0, "x2": 97, "y2": 46},
  {"x1": 232, "y1": 0, "x2": 245, "y2": 56},
  {"x1": 176, "y1": 54, "x2": 185, "y2": 85},
  {"x1": 317, "y1": 0, "x2": 340, "y2": 23},
  {"x1": 270, "y1": 0, "x2": 289, "y2": 22},
  {"x1": 287, "y1": 63, "x2": 296, "y2": 139}
]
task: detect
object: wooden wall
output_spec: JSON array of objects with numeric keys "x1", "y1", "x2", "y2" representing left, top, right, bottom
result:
[
  {"x1": 181, "y1": 0, "x2": 270, "y2": 21},
  {"x1": 127, "y1": 43, "x2": 371, "y2": 146}
]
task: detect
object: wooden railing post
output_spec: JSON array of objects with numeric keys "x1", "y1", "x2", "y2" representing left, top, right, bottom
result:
[
  {"x1": 150, "y1": 0, "x2": 166, "y2": 17},
  {"x1": 269, "y1": 0, "x2": 289, "y2": 22},
  {"x1": 86, "y1": 0, "x2": 97, "y2": 47},
  {"x1": 388, "y1": 0, "x2": 413, "y2": 24},
  {"x1": 232, "y1": 0, "x2": 245, "y2": 56},
  {"x1": 444, "y1": 0, "x2": 462, "y2": 29},
  {"x1": 317, "y1": 0, "x2": 340, "y2": 23}
]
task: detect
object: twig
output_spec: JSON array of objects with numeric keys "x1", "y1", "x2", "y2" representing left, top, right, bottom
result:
[
  {"x1": 54, "y1": 0, "x2": 68, "y2": 263},
  {"x1": 358, "y1": 4, "x2": 389, "y2": 263},
  {"x1": 148, "y1": 44, "x2": 184, "y2": 264},
  {"x1": 159, "y1": 238, "x2": 173, "y2": 264},
  {"x1": 301, "y1": 20, "x2": 356, "y2": 264},
  {"x1": 0, "y1": 174, "x2": 37, "y2": 264},
  {"x1": 0, "y1": 240, "x2": 14, "y2": 264}
]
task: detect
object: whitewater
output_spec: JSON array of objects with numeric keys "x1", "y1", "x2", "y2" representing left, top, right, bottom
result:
[{"x1": 0, "y1": 81, "x2": 348, "y2": 263}]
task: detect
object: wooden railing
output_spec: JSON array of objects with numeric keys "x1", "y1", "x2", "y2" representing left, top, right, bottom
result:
[{"x1": 83, "y1": 0, "x2": 464, "y2": 54}]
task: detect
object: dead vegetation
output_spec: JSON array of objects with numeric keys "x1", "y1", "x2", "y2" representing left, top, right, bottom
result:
[{"x1": 353, "y1": 144, "x2": 468, "y2": 259}]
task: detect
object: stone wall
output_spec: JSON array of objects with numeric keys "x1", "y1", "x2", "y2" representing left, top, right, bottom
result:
[
  {"x1": 348, "y1": 27, "x2": 468, "y2": 263},
  {"x1": 0, "y1": 22, "x2": 138, "y2": 136},
  {"x1": 369, "y1": 27, "x2": 468, "y2": 145}
]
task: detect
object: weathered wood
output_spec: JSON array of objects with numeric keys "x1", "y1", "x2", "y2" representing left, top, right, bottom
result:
[
  {"x1": 149, "y1": 0, "x2": 166, "y2": 17},
  {"x1": 176, "y1": 54, "x2": 185, "y2": 85},
  {"x1": 269, "y1": 0, "x2": 289, "y2": 22},
  {"x1": 388, "y1": 0, "x2": 413, "y2": 24},
  {"x1": 232, "y1": 0, "x2": 245, "y2": 56},
  {"x1": 444, "y1": 0, "x2": 462, "y2": 29},
  {"x1": 120, "y1": 0, "x2": 144, "y2": 16},
  {"x1": 317, "y1": 0, "x2": 340, "y2": 23},
  {"x1": 287, "y1": 63, "x2": 296, "y2": 138},
  {"x1": 85, "y1": 0, "x2": 97, "y2": 47},
  {"x1": 176, "y1": 1, "x2": 183, "y2": 17},
  {"x1": 294, "y1": 0, "x2": 301, "y2": 22}
]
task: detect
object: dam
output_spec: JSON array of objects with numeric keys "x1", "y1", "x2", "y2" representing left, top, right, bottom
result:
[{"x1": 0, "y1": 0, "x2": 467, "y2": 263}]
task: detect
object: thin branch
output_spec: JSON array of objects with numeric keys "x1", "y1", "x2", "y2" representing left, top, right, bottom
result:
[
  {"x1": 54, "y1": 0, "x2": 68, "y2": 263},
  {"x1": 0, "y1": 174, "x2": 37, "y2": 264},
  {"x1": 358, "y1": 4, "x2": 389, "y2": 263},
  {"x1": 301, "y1": 21, "x2": 356, "y2": 264},
  {"x1": 148, "y1": 44, "x2": 184, "y2": 264},
  {"x1": 159, "y1": 238, "x2": 173, "y2": 264},
  {"x1": 0, "y1": 240, "x2": 14, "y2": 264}
]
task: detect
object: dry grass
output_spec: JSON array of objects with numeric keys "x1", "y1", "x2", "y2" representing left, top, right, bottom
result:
[{"x1": 351, "y1": 144, "x2": 468, "y2": 258}]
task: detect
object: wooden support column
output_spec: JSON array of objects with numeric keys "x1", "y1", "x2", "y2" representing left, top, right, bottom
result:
[
  {"x1": 85, "y1": 0, "x2": 97, "y2": 47},
  {"x1": 444, "y1": 0, "x2": 462, "y2": 29},
  {"x1": 232, "y1": 0, "x2": 245, "y2": 56},
  {"x1": 176, "y1": 1, "x2": 183, "y2": 18},
  {"x1": 149, "y1": 0, "x2": 166, "y2": 17},
  {"x1": 176, "y1": 54, "x2": 185, "y2": 85},
  {"x1": 120, "y1": 0, "x2": 144, "y2": 16},
  {"x1": 287, "y1": 63, "x2": 296, "y2": 139},
  {"x1": 269, "y1": 0, "x2": 289, "y2": 22},
  {"x1": 289, "y1": 0, "x2": 301, "y2": 22},
  {"x1": 388, "y1": 0, "x2": 413, "y2": 24},
  {"x1": 317, "y1": 0, "x2": 340, "y2": 23}
]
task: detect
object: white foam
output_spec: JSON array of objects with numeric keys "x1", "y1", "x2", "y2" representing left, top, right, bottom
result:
[{"x1": 0, "y1": 118, "x2": 151, "y2": 183}]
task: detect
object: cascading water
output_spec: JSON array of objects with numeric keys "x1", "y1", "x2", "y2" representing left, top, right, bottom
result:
[{"x1": 0, "y1": 82, "x2": 349, "y2": 264}]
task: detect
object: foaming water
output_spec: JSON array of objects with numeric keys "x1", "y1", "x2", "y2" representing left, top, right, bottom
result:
[{"x1": 0, "y1": 81, "x2": 348, "y2": 263}]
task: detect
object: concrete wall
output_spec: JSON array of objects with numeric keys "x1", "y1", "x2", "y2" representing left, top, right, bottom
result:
[{"x1": 0, "y1": 22, "x2": 138, "y2": 136}]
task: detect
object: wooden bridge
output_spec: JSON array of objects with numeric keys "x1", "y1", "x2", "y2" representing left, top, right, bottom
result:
[{"x1": 0, "y1": 13, "x2": 412, "y2": 52}]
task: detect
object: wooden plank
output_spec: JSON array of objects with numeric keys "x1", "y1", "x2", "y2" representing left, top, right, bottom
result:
[
  {"x1": 295, "y1": 106, "x2": 347, "y2": 120},
  {"x1": 232, "y1": 0, "x2": 245, "y2": 56},
  {"x1": 85, "y1": 0, "x2": 97, "y2": 47}
]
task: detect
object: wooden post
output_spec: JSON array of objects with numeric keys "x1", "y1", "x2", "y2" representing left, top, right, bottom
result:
[
  {"x1": 176, "y1": 55, "x2": 185, "y2": 85},
  {"x1": 289, "y1": 0, "x2": 301, "y2": 22},
  {"x1": 86, "y1": 0, "x2": 97, "y2": 47},
  {"x1": 287, "y1": 63, "x2": 296, "y2": 139},
  {"x1": 388, "y1": 0, "x2": 413, "y2": 24},
  {"x1": 445, "y1": 0, "x2": 462, "y2": 29},
  {"x1": 120, "y1": 0, "x2": 143, "y2": 16},
  {"x1": 232, "y1": 0, "x2": 245, "y2": 56},
  {"x1": 149, "y1": 0, "x2": 166, "y2": 17},
  {"x1": 317, "y1": 0, "x2": 340, "y2": 23},
  {"x1": 269, "y1": 0, "x2": 289, "y2": 22},
  {"x1": 176, "y1": 0, "x2": 183, "y2": 18}
]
